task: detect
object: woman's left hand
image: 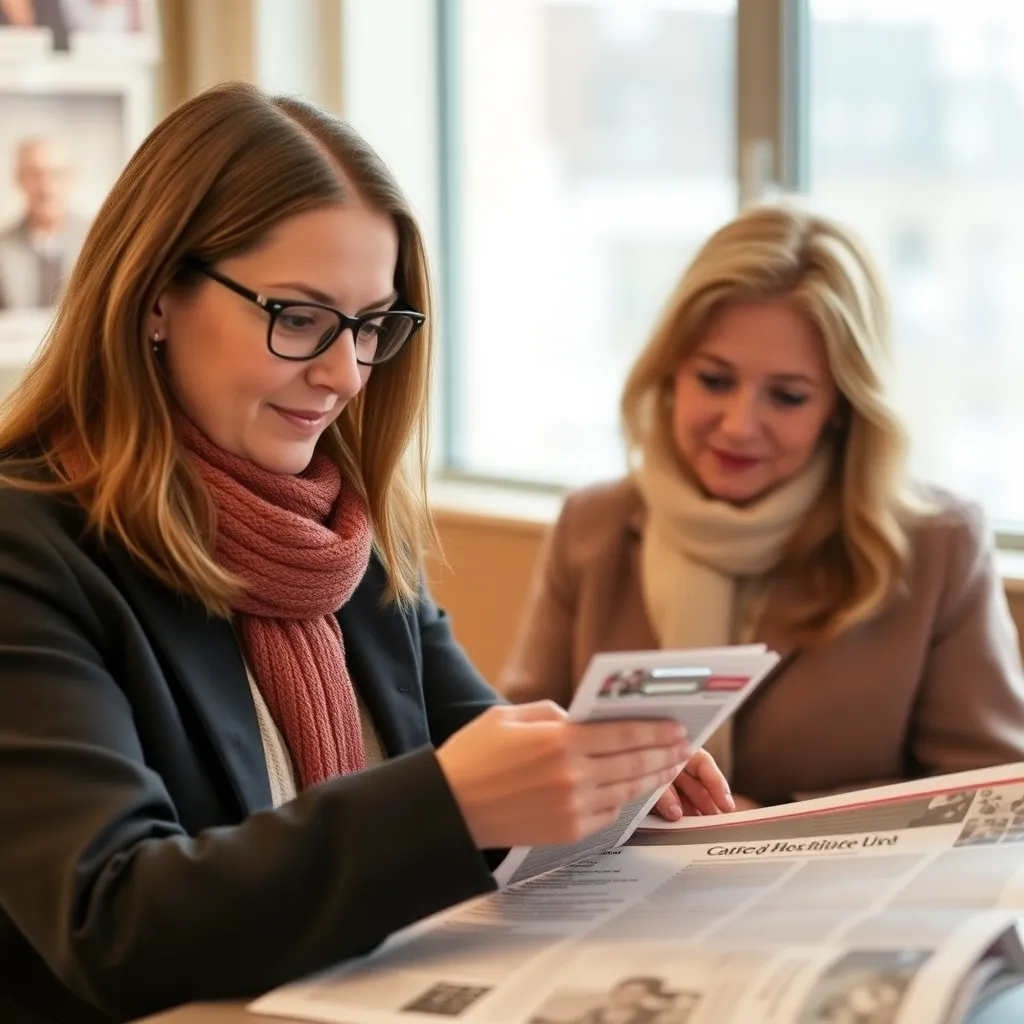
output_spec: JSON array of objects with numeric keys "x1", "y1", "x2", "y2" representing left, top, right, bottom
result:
[{"x1": 653, "y1": 749, "x2": 734, "y2": 821}]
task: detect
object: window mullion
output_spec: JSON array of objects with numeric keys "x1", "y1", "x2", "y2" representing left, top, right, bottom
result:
[
  {"x1": 779, "y1": 0, "x2": 809, "y2": 191},
  {"x1": 736, "y1": 0, "x2": 786, "y2": 205}
]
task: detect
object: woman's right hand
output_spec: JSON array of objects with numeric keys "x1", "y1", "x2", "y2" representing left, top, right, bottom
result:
[{"x1": 436, "y1": 701, "x2": 689, "y2": 849}]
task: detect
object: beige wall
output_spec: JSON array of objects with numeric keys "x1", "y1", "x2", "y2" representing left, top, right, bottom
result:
[
  {"x1": 428, "y1": 512, "x2": 548, "y2": 683},
  {"x1": 432, "y1": 513, "x2": 1024, "y2": 685}
]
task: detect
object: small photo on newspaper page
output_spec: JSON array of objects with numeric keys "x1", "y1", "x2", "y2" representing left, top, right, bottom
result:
[
  {"x1": 528, "y1": 976, "x2": 703, "y2": 1024},
  {"x1": 794, "y1": 948, "x2": 930, "y2": 1023},
  {"x1": 949, "y1": 784, "x2": 1024, "y2": 848}
]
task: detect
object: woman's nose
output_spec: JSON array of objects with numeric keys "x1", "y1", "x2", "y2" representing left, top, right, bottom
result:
[
  {"x1": 720, "y1": 391, "x2": 760, "y2": 439},
  {"x1": 305, "y1": 328, "x2": 365, "y2": 400}
]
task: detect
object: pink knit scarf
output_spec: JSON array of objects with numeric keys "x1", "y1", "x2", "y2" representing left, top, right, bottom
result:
[{"x1": 180, "y1": 419, "x2": 372, "y2": 789}]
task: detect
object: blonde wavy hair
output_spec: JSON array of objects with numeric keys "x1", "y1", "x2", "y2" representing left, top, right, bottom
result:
[
  {"x1": 622, "y1": 201, "x2": 922, "y2": 644},
  {"x1": 0, "y1": 81, "x2": 437, "y2": 614}
]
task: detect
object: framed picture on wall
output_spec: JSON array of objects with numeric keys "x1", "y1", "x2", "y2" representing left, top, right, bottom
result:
[
  {"x1": 0, "y1": 63, "x2": 152, "y2": 347},
  {"x1": 0, "y1": 0, "x2": 52, "y2": 60},
  {"x1": 0, "y1": 0, "x2": 160, "y2": 62}
]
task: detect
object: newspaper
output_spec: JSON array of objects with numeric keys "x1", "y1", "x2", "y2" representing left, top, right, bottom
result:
[
  {"x1": 252, "y1": 762, "x2": 1024, "y2": 1024},
  {"x1": 492, "y1": 645, "x2": 781, "y2": 887}
]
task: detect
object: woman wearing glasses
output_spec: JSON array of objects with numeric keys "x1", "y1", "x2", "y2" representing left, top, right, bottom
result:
[
  {"x1": 501, "y1": 202, "x2": 1024, "y2": 812},
  {"x1": 0, "y1": 84, "x2": 730, "y2": 1024}
]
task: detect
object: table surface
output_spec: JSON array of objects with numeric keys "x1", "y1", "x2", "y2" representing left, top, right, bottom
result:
[
  {"x1": 134, "y1": 1005, "x2": 288, "y2": 1023},
  {"x1": 133, "y1": 984, "x2": 1024, "y2": 1023}
]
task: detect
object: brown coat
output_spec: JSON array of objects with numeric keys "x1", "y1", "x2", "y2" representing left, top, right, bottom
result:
[{"x1": 500, "y1": 478, "x2": 1024, "y2": 805}]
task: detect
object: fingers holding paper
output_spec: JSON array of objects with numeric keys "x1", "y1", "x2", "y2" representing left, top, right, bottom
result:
[
  {"x1": 653, "y1": 748, "x2": 736, "y2": 821},
  {"x1": 437, "y1": 701, "x2": 692, "y2": 849}
]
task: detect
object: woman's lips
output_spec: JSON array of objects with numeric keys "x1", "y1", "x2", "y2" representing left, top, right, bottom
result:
[
  {"x1": 271, "y1": 406, "x2": 329, "y2": 434},
  {"x1": 712, "y1": 449, "x2": 761, "y2": 472}
]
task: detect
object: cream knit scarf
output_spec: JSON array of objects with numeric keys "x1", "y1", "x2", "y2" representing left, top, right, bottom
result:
[{"x1": 635, "y1": 438, "x2": 832, "y2": 781}]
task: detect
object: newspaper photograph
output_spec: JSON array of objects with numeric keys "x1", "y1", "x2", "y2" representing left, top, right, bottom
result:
[
  {"x1": 252, "y1": 762, "x2": 1024, "y2": 1024},
  {"x1": 492, "y1": 646, "x2": 781, "y2": 888}
]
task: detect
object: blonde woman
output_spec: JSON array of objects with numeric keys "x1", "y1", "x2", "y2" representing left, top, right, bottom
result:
[
  {"x1": 0, "y1": 84, "x2": 733, "y2": 1023},
  {"x1": 502, "y1": 202, "x2": 1024, "y2": 812}
]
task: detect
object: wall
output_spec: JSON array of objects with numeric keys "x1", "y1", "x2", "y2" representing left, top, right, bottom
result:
[
  {"x1": 431, "y1": 513, "x2": 1024, "y2": 685},
  {"x1": 428, "y1": 511, "x2": 547, "y2": 683}
]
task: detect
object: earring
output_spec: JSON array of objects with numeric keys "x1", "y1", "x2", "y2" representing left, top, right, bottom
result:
[{"x1": 151, "y1": 331, "x2": 162, "y2": 354}]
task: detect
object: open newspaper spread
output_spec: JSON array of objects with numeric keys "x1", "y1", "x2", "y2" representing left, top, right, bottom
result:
[{"x1": 252, "y1": 762, "x2": 1024, "y2": 1024}]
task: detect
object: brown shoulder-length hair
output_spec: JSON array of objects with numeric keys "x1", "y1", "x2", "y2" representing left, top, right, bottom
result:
[
  {"x1": 622, "y1": 200, "x2": 924, "y2": 645},
  {"x1": 0, "y1": 81, "x2": 437, "y2": 614}
]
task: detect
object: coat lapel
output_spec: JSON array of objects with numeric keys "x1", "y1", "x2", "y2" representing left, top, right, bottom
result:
[
  {"x1": 337, "y1": 562, "x2": 432, "y2": 757},
  {"x1": 104, "y1": 546, "x2": 273, "y2": 815}
]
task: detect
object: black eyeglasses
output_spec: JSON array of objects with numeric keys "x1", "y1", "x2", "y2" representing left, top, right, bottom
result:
[{"x1": 187, "y1": 260, "x2": 425, "y2": 365}]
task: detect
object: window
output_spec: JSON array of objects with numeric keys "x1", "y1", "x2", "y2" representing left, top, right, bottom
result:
[
  {"x1": 806, "y1": 1, "x2": 1024, "y2": 530},
  {"x1": 442, "y1": 0, "x2": 737, "y2": 485}
]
